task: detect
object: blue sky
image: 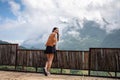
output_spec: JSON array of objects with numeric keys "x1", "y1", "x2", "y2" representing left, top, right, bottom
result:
[
  {"x1": 0, "y1": 0, "x2": 120, "y2": 44},
  {"x1": 0, "y1": 1, "x2": 15, "y2": 20},
  {"x1": 0, "y1": 0, "x2": 26, "y2": 43},
  {"x1": 0, "y1": 0, "x2": 24, "y2": 21}
]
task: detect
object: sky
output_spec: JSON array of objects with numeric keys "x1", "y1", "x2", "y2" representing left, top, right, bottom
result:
[{"x1": 0, "y1": 0, "x2": 120, "y2": 45}]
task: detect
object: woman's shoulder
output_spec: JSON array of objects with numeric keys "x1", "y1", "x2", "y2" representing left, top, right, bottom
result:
[{"x1": 51, "y1": 32, "x2": 56, "y2": 36}]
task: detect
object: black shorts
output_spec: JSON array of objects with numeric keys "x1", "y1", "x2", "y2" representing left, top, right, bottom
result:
[{"x1": 44, "y1": 46, "x2": 56, "y2": 54}]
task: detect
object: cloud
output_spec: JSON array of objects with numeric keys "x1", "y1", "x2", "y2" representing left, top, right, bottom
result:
[
  {"x1": 99, "y1": 0, "x2": 120, "y2": 31},
  {"x1": 9, "y1": 1, "x2": 21, "y2": 15},
  {"x1": 67, "y1": 31, "x2": 81, "y2": 40},
  {"x1": 4, "y1": 40, "x2": 24, "y2": 45},
  {"x1": 0, "y1": 0, "x2": 120, "y2": 44},
  {"x1": 21, "y1": 0, "x2": 120, "y2": 32}
]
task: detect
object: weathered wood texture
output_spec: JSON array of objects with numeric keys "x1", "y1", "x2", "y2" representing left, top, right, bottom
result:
[
  {"x1": 17, "y1": 50, "x2": 89, "y2": 70},
  {"x1": 0, "y1": 44, "x2": 120, "y2": 73},
  {"x1": 0, "y1": 44, "x2": 18, "y2": 65},
  {"x1": 89, "y1": 48, "x2": 120, "y2": 72},
  {"x1": 53, "y1": 51, "x2": 89, "y2": 70},
  {"x1": 17, "y1": 49, "x2": 46, "y2": 67}
]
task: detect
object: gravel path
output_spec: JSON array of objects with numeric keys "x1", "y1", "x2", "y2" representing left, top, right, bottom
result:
[{"x1": 0, "y1": 71, "x2": 118, "y2": 80}]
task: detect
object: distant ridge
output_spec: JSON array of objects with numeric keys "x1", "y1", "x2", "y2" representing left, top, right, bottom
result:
[
  {"x1": 0, "y1": 40, "x2": 10, "y2": 44},
  {"x1": 0, "y1": 40, "x2": 26, "y2": 49}
]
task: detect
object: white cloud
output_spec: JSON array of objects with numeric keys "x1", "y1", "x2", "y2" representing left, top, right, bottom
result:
[
  {"x1": 99, "y1": 0, "x2": 120, "y2": 31},
  {"x1": 68, "y1": 31, "x2": 81, "y2": 40},
  {"x1": 0, "y1": 19, "x2": 19, "y2": 30},
  {"x1": 4, "y1": 40, "x2": 24, "y2": 45},
  {"x1": 9, "y1": 1, "x2": 21, "y2": 15},
  {"x1": 0, "y1": 0, "x2": 120, "y2": 43}
]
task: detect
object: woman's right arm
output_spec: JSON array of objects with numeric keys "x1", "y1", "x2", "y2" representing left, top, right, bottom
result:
[{"x1": 52, "y1": 33, "x2": 57, "y2": 46}]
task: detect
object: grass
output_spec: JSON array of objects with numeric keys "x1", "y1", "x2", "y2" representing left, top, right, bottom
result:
[
  {"x1": 0, "y1": 65, "x2": 15, "y2": 70},
  {"x1": 90, "y1": 71, "x2": 115, "y2": 77},
  {"x1": 117, "y1": 72, "x2": 120, "y2": 77},
  {"x1": 0, "y1": 65, "x2": 120, "y2": 78}
]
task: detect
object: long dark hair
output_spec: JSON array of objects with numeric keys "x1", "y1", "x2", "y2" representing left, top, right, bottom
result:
[{"x1": 52, "y1": 27, "x2": 59, "y2": 41}]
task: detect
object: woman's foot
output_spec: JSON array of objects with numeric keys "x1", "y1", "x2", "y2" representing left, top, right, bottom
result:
[
  {"x1": 47, "y1": 71, "x2": 51, "y2": 76},
  {"x1": 43, "y1": 68, "x2": 48, "y2": 76}
]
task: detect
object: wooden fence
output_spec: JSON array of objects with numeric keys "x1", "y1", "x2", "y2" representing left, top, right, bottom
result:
[
  {"x1": 0, "y1": 44, "x2": 18, "y2": 66},
  {"x1": 0, "y1": 44, "x2": 120, "y2": 78},
  {"x1": 17, "y1": 49, "x2": 89, "y2": 70},
  {"x1": 89, "y1": 48, "x2": 120, "y2": 77}
]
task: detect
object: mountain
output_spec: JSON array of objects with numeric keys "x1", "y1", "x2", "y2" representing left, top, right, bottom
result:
[
  {"x1": 58, "y1": 18, "x2": 107, "y2": 50},
  {"x1": 21, "y1": 18, "x2": 120, "y2": 50},
  {"x1": 18, "y1": 46, "x2": 27, "y2": 49},
  {"x1": 21, "y1": 35, "x2": 46, "y2": 49},
  {"x1": 101, "y1": 29, "x2": 120, "y2": 48},
  {"x1": 0, "y1": 40, "x2": 26, "y2": 49},
  {"x1": 0, "y1": 40, "x2": 10, "y2": 44}
]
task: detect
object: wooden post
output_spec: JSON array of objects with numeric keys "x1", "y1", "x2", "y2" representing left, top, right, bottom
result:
[
  {"x1": 88, "y1": 48, "x2": 91, "y2": 76},
  {"x1": 15, "y1": 44, "x2": 18, "y2": 70},
  {"x1": 115, "y1": 54, "x2": 119, "y2": 78},
  {"x1": 60, "y1": 68, "x2": 62, "y2": 74}
]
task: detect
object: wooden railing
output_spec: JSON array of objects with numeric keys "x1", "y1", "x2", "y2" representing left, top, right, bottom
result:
[
  {"x1": 0, "y1": 44, "x2": 18, "y2": 66},
  {"x1": 17, "y1": 49, "x2": 89, "y2": 70},
  {"x1": 89, "y1": 48, "x2": 120, "y2": 77},
  {"x1": 0, "y1": 44, "x2": 120, "y2": 78}
]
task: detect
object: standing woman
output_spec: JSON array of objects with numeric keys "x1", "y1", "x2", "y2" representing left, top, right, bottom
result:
[{"x1": 43, "y1": 27, "x2": 59, "y2": 76}]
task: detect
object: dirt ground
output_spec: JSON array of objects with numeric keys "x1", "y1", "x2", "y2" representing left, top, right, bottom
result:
[{"x1": 0, "y1": 71, "x2": 118, "y2": 80}]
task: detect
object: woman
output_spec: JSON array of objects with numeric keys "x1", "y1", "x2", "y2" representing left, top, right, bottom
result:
[{"x1": 43, "y1": 27, "x2": 59, "y2": 76}]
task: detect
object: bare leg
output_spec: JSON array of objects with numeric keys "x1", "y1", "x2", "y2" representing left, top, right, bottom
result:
[
  {"x1": 45, "y1": 54, "x2": 54, "y2": 72},
  {"x1": 43, "y1": 54, "x2": 50, "y2": 76},
  {"x1": 47, "y1": 54, "x2": 54, "y2": 72},
  {"x1": 45, "y1": 54, "x2": 49, "y2": 70}
]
